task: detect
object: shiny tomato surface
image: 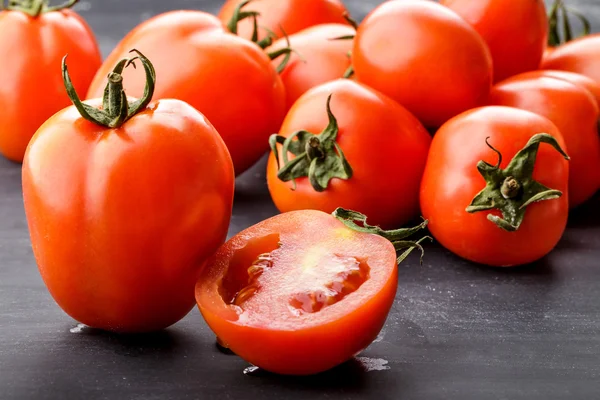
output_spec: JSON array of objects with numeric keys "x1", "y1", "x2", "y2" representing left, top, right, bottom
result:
[
  {"x1": 0, "y1": 8, "x2": 101, "y2": 162},
  {"x1": 420, "y1": 106, "x2": 569, "y2": 267},
  {"x1": 23, "y1": 99, "x2": 235, "y2": 333},
  {"x1": 87, "y1": 11, "x2": 285, "y2": 176}
]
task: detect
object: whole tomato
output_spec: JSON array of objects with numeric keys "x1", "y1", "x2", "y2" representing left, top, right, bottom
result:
[
  {"x1": 23, "y1": 51, "x2": 235, "y2": 333},
  {"x1": 420, "y1": 106, "x2": 570, "y2": 267},
  {"x1": 353, "y1": 0, "x2": 493, "y2": 128},
  {"x1": 267, "y1": 79, "x2": 432, "y2": 229},
  {"x1": 440, "y1": 0, "x2": 548, "y2": 83},
  {"x1": 196, "y1": 208, "x2": 428, "y2": 375},
  {"x1": 86, "y1": 11, "x2": 285, "y2": 176},
  {"x1": 269, "y1": 23, "x2": 355, "y2": 111},
  {"x1": 0, "y1": 0, "x2": 101, "y2": 162},
  {"x1": 541, "y1": 34, "x2": 600, "y2": 86},
  {"x1": 489, "y1": 71, "x2": 600, "y2": 208},
  {"x1": 219, "y1": 0, "x2": 348, "y2": 45}
]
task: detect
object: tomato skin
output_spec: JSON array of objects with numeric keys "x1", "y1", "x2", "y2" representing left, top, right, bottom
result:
[
  {"x1": 22, "y1": 99, "x2": 235, "y2": 333},
  {"x1": 269, "y1": 24, "x2": 354, "y2": 111},
  {"x1": 489, "y1": 71, "x2": 600, "y2": 208},
  {"x1": 535, "y1": 70, "x2": 600, "y2": 109},
  {"x1": 195, "y1": 210, "x2": 398, "y2": 375},
  {"x1": 420, "y1": 106, "x2": 569, "y2": 267},
  {"x1": 541, "y1": 34, "x2": 600, "y2": 85},
  {"x1": 0, "y1": 9, "x2": 101, "y2": 163},
  {"x1": 353, "y1": 0, "x2": 493, "y2": 128},
  {"x1": 440, "y1": 0, "x2": 547, "y2": 83},
  {"x1": 86, "y1": 11, "x2": 286, "y2": 176},
  {"x1": 267, "y1": 79, "x2": 432, "y2": 228},
  {"x1": 219, "y1": 0, "x2": 348, "y2": 43}
]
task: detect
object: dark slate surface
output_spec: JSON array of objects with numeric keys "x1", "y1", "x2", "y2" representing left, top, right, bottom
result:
[{"x1": 1, "y1": 1, "x2": 600, "y2": 399}]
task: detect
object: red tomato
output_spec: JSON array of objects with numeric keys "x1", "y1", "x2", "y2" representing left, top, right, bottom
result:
[
  {"x1": 219, "y1": 0, "x2": 348, "y2": 43},
  {"x1": 23, "y1": 52, "x2": 235, "y2": 333},
  {"x1": 269, "y1": 23, "x2": 355, "y2": 111},
  {"x1": 489, "y1": 71, "x2": 600, "y2": 208},
  {"x1": 353, "y1": 0, "x2": 493, "y2": 128},
  {"x1": 420, "y1": 106, "x2": 570, "y2": 267},
  {"x1": 536, "y1": 70, "x2": 600, "y2": 108},
  {"x1": 267, "y1": 79, "x2": 432, "y2": 228},
  {"x1": 440, "y1": 0, "x2": 547, "y2": 83},
  {"x1": 195, "y1": 210, "x2": 400, "y2": 375},
  {"x1": 0, "y1": 2, "x2": 101, "y2": 162},
  {"x1": 541, "y1": 34, "x2": 600, "y2": 85},
  {"x1": 86, "y1": 11, "x2": 285, "y2": 176}
]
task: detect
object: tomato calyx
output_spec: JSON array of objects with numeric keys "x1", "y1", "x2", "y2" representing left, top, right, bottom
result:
[
  {"x1": 62, "y1": 49, "x2": 156, "y2": 129},
  {"x1": 333, "y1": 208, "x2": 431, "y2": 265},
  {"x1": 329, "y1": 13, "x2": 357, "y2": 79},
  {"x1": 466, "y1": 134, "x2": 570, "y2": 232},
  {"x1": 225, "y1": 0, "x2": 277, "y2": 49},
  {"x1": 547, "y1": 0, "x2": 590, "y2": 47},
  {"x1": 3, "y1": 0, "x2": 78, "y2": 16},
  {"x1": 269, "y1": 94, "x2": 353, "y2": 192}
]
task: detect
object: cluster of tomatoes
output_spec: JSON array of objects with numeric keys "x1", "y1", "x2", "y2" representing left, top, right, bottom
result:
[{"x1": 2, "y1": 0, "x2": 599, "y2": 376}]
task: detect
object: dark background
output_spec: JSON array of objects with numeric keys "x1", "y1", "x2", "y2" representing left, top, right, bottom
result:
[{"x1": 2, "y1": 1, "x2": 600, "y2": 399}]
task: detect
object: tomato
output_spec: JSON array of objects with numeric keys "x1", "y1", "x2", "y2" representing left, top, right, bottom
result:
[
  {"x1": 420, "y1": 106, "x2": 570, "y2": 267},
  {"x1": 353, "y1": 0, "x2": 492, "y2": 128},
  {"x1": 536, "y1": 70, "x2": 600, "y2": 108},
  {"x1": 269, "y1": 23, "x2": 355, "y2": 111},
  {"x1": 489, "y1": 71, "x2": 600, "y2": 208},
  {"x1": 219, "y1": 0, "x2": 348, "y2": 44},
  {"x1": 440, "y1": 0, "x2": 547, "y2": 83},
  {"x1": 0, "y1": 1, "x2": 101, "y2": 162},
  {"x1": 23, "y1": 51, "x2": 235, "y2": 333},
  {"x1": 267, "y1": 79, "x2": 431, "y2": 229},
  {"x1": 541, "y1": 34, "x2": 600, "y2": 86},
  {"x1": 86, "y1": 11, "x2": 285, "y2": 176},
  {"x1": 195, "y1": 208, "x2": 428, "y2": 375}
]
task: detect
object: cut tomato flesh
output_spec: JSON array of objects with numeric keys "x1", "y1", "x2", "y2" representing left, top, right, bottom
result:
[{"x1": 195, "y1": 210, "x2": 399, "y2": 375}]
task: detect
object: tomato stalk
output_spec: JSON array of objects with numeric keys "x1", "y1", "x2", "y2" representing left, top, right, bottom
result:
[
  {"x1": 466, "y1": 134, "x2": 570, "y2": 232},
  {"x1": 4, "y1": 0, "x2": 78, "y2": 16},
  {"x1": 269, "y1": 94, "x2": 353, "y2": 192},
  {"x1": 333, "y1": 208, "x2": 431, "y2": 265},
  {"x1": 547, "y1": 0, "x2": 591, "y2": 47},
  {"x1": 62, "y1": 49, "x2": 156, "y2": 128}
]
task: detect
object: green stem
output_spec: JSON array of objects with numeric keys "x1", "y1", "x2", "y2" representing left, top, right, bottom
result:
[
  {"x1": 6, "y1": 0, "x2": 78, "y2": 16},
  {"x1": 333, "y1": 208, "x2": 431, "y2": 265},
  {"x1": 547, "y1": 0, "x2": 591, "y2": 46},
  {"x1": 62, "y1": 49, "x2": 156, "y2": 129}
]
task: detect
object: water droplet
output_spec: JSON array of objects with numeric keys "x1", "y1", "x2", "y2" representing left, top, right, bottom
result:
[
  {"x1": 243, "y1": 365, "x2": 260, "y2": 375},
  {"x1": 355, "y1": 357, "x2": 390, "y2": 372},
  {"x1": 69, "y1": 323, "x2": 87, "y2": 334}
]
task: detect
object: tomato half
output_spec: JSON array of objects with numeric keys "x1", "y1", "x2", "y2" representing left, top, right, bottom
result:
[
  {"x1": 195, "y1": 210, "x2": 398, "y2": 375},
  {"x1": 353, "y1": 0, "x2": 492, "y2": 128},
  {"x1": 23, "y1": 52, "x2": 235, "y2": 333},
  {"x1": 420, "y1": 106, "x2": 569, "y2": 267},
  {"x1": 219, "y1": 0, "x2": 348, "y2": 43},
  {"x1": 269, "y1": 23, "x2": 355, "y2": 111},
  {"x1": 541, "y1": 34, "x2": 600, "y2": 85},
  {"x1": 489, "y1": 71, "x2": 600, "y2": 208},
  {"x1": 86, "y1": 11, "x2": 285, "y2": 176},
  {"x1": 267, "y1": 79, "x2": 432, "y2": 229},
  {"x1": 0, "y1": 3, "x2": 101, "y2": 162},
  {"x1": 440, "y1": 0, "x2": 547, "y2": 83}
]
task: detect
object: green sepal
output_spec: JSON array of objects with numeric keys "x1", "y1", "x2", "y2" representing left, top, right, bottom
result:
[
  {"x1": 5, "y1": 0, "x2": 78, "y2": 16},
  {"x1": 269, "y1": 94, "x2": 353, "y2": 192},
  {"x1": 466, "y1": 134, "x2": 570, "y2": 232},
  {"x1": 332, "y1": 208, "x2": 431, "y2": 265},
  {"x1": 548, "y1": 0, "x2": 591, "y2": 46},
  {"x1": 63, "y1": 49, "x2": 156, "y2": 129}
]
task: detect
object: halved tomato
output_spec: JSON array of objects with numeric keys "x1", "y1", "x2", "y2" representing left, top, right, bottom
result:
[{"x1": 195, "y1": 209, "x2": 427, "y2": 375}]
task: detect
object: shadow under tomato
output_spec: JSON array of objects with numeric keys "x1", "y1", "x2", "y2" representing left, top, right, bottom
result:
[{"x1": 567, "y1": 193, "x2": 600, "y2": 229}]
